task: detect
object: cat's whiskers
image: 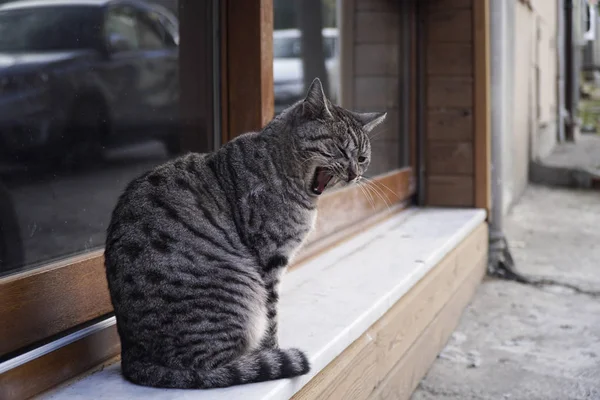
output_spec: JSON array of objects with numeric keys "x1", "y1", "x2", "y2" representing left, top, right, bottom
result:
[
  {"x1": 358, "y1": 180, "x2": 375, "y2": 209},
  {"x1": 362, "y1": 176, "x2": 400, "y2": 200},
  {"x1": 363, "y1": 179, "x2": 391, "y2": 211}
]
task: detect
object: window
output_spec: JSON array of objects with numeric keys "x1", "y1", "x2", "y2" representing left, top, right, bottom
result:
[
  {"x1": 273, "y1": 0, "x2": 340, "y2": 113},
  {"x1": 138, "y1": 11, "x2": 169, "y2": 49},
  {"x1": 106, "y1": 6, "x2": 139, "y2": 51},
  {"x1": 272, "y1": 0, "x2": 417, "y2": 260},
  {"x1": 272, "y1": 0, "x2": 414, "y2": 178},
  {"x1": 0, "y1": 1, "x2": 218, "y2": 395},
  {"x1": 0, "y1": 6, "x2": 101, "y2": 52},
  {"x1": 0, "y1": 0, "x2": 418, "y2": 397}
]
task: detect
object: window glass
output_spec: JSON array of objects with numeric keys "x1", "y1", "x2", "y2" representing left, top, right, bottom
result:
[
  {"x1": 138, "y1": 11, "x2": 167, "y2": 49},
  {"x1": 0, "y1": 0, "x2": 214, "y2": 277},
  {"x1": 106, "y1": 6, "x2": 140, "y2": 51},
  {"x1": 273, "y1": 0, "x2": 340, "y2": 114},
  {"x1": 0, "y1": 6, "x2": 100, "y2": 52},
  {"x1": 273, "y1": 0, "x2": 412, "y2": 177}
]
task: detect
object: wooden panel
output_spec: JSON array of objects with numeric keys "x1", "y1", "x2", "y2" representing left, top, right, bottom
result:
[
  {"x1": 354, "y1": 77, "x2": 399, "y2": 109},
  {"x1": 427, "y1": 141, "x2": 474, "y2": 175},
  {"x1": 473, "y1": 0, "x2": 491, "y2": 212},
  {"x1": 225, "y1": 0, "x2": 274, "y2": 139},
  {"x1": 427, "y1": 0, "x2": 472, "y2": 11},
  {"x1": 355, "y1": 12, "x2": 400, "y2": 44},
  {"x1": 368, "y1": 255, "x2": 486, "y2": 400},
  {"x1": 293, "y1": 223, "x2": 488, "y2": 400},
  {"x1": 426, "y1": 175, "x2": 474, "y2": 207},
  {"x1": 426, "y1": 43, "x2": 473, "y2": 76},
  {"x1": 427, "y1": 108, "x2": 473, "y2": 141},
  {"x1": 427, "y1": 9, "x2": 473, "y2": 43},
  {"x1": 0, "y1": 251, "x2": 110, "y2": 356},
  {"x1": 0, "y1": 325, "x2": 120, "y2": 400},
  {"x1": 356, "y1": 0, "x2": 402, "y2": 12},
  {"x1": 355, "y1": 44, "x2": 400, "y2": 76},
  {"x1": 427, "y1": 77, "x2": 473, "y2": 108}
]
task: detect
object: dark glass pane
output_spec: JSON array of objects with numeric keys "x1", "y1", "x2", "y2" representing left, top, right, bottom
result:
[
  {"x1": 273, "y1": 0, "x2": 340, "y2": 115},
  {"x1": 0, "y1": 0, "x2": 216, "y2": 277}
]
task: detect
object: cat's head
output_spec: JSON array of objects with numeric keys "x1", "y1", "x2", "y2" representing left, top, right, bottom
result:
[{"x1": 293, "y1": 78, "x2": 386, "y2": 196}]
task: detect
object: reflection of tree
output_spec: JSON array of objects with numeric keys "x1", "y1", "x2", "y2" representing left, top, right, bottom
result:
[{"x1": 295, "y1": 0, "x2": 330, "y2": 97}]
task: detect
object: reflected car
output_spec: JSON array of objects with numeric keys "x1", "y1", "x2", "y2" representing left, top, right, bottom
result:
[
  {"x1": 0, "y1": 0, "x2": 180, "y2": 165},
  {"x1": 273, "y1": 28, "x2": 339, "y2": 114}
]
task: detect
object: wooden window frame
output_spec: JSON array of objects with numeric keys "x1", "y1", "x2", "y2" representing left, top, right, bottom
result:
[{"x1": 0, "y1": 1, "x2": 419, "y2": 399}]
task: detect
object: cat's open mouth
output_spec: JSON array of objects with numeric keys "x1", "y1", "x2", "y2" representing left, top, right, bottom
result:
[{"x1": 312, "y1": 167, "x2": 333, "y2": 195}]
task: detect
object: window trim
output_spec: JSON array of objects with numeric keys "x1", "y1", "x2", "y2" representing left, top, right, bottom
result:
[{"x1": 0, "y1": 1, "x2": 419, "y2": 398}]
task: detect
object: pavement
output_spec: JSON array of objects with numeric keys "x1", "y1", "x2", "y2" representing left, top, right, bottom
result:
[
  {"x1": 530, "y1": 134, "x2": 600, "y2": 189},
  {"x1": 411, "y1": 185, "x2": 600, "y2": 400}
]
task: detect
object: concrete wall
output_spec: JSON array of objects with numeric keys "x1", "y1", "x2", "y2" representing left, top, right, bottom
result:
[{"x1": 505, "y1": 0, "x2": 558, "y2": 213}]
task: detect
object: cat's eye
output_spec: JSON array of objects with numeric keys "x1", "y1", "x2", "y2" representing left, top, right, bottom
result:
[{"x1": 358, "y1": 156, "x2": 367, "y2": 163}]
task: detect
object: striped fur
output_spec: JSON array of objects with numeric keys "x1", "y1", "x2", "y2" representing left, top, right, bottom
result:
[{"x1": 104, "y1": 79, "x2": 386, "y2": 389}]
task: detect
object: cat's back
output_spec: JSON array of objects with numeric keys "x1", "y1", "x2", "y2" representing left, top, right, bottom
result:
[{"x1": 104, "y1": 152, "x2": 237, "y2": 275}]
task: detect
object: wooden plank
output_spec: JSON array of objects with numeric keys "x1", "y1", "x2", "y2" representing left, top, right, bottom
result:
[
  {"x1": 426, "y1": 9, "x2": 473, "y2": 43},
  {"x1": 426, "y1": 175, "x2": 474, "y2": 206},
  {"x1": 473, "y1": 0, "x2": 491, "y2": 213},
  {"x1": 0, "y1": 325, "x2": 120, "y2": 400},
  {"x1": 426, "y1": 43, "x2": 473, "y2": 76},
  {"x1": 427, "y1": 77, "x2": 473, "y2": 108},
  {"x1": 354, "y1": 44, "x2": 400, "y2": 76},
  {"x1": 339, "y1": 0, "x2": 355, "y2": 108},
  {"x1": 427, "y1": 108, "x2": 473, "y2": 141},
  {"x1": 354, "y1": 77, "x2": 399, "y2": 110},
  {"x1": 427, "y1": 0, "x2": 472, "y2": 11},
  {"x1": 225, "y1": 0, "x2": 274, "y2": 139},
  {"x1": 368, "y1": 253, "x2": 486, "y2": 400},
  {"x1": 293, "y1": 223, "x2": 488, "y2": 400},
  {"x1": 0, "y1": 250, "x2": 111, "y2": 356},
  {"x1": 355, "y1": 12, "x2": 400, "y2": 44},
  {"x1": 356, "y1": 0, "x2": 402, "y2": 12},
  {"x1": 427, "y1": 141, "x2": 474, "y2": 175}
]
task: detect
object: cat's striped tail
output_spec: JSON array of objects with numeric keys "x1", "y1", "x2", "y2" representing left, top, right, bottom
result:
[{"x1": 122, "y1": 348, "x2": 310, "y2": 389}]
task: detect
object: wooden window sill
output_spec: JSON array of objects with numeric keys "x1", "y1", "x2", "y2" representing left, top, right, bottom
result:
[{"x1": 42, "y1": 208, "x2": 486, "y2": 400}]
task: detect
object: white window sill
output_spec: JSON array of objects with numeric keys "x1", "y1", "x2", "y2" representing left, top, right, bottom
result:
[{"x1": 44, "y1": 208, "x2": 486, "y2": 400}]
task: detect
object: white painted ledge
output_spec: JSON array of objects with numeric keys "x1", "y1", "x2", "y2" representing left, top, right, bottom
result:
[{"x1": 45, "y1": 208, "x2": 486, "y2": 400}]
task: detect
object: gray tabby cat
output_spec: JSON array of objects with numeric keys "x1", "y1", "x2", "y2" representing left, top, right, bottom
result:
[{"x1": 104, "y1": 78, "x2": 386, "y2": 389}]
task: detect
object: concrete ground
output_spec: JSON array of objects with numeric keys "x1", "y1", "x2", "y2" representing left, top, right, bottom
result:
[
  {"x1": 531, "y1": 135, "x2": 600, "y2": 189},
  {"x1": 543, "y1": 134, "x2": 600, "y2": 174},
  {"x1": 412, "y1": 185, "x2": 600, "y2": 400}
]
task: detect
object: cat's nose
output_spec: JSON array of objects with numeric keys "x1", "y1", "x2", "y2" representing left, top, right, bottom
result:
[{"x1": 347, "y1": 168, "x2": 358, "y2": 182}]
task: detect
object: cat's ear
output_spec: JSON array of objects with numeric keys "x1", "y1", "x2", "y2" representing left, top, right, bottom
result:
[
  {"x1": 352, "y1": 111, "x2": 387, "y2": 133},
  {"x1": 302, "y1": 78, "x2": 333, "y2": 119}
]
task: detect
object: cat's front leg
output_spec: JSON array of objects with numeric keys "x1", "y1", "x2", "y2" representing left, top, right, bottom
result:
[{"x1": 259, "y1": 255, "x2": 288, "y2": 349}]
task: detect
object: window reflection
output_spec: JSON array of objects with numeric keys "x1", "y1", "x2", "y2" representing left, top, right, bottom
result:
[
  {"x1": 0, "y1": 0, "x2": 211, "y2": 277},
  {"x1": 273, "y1": 0, "x2": 339, "y2": 114}
]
